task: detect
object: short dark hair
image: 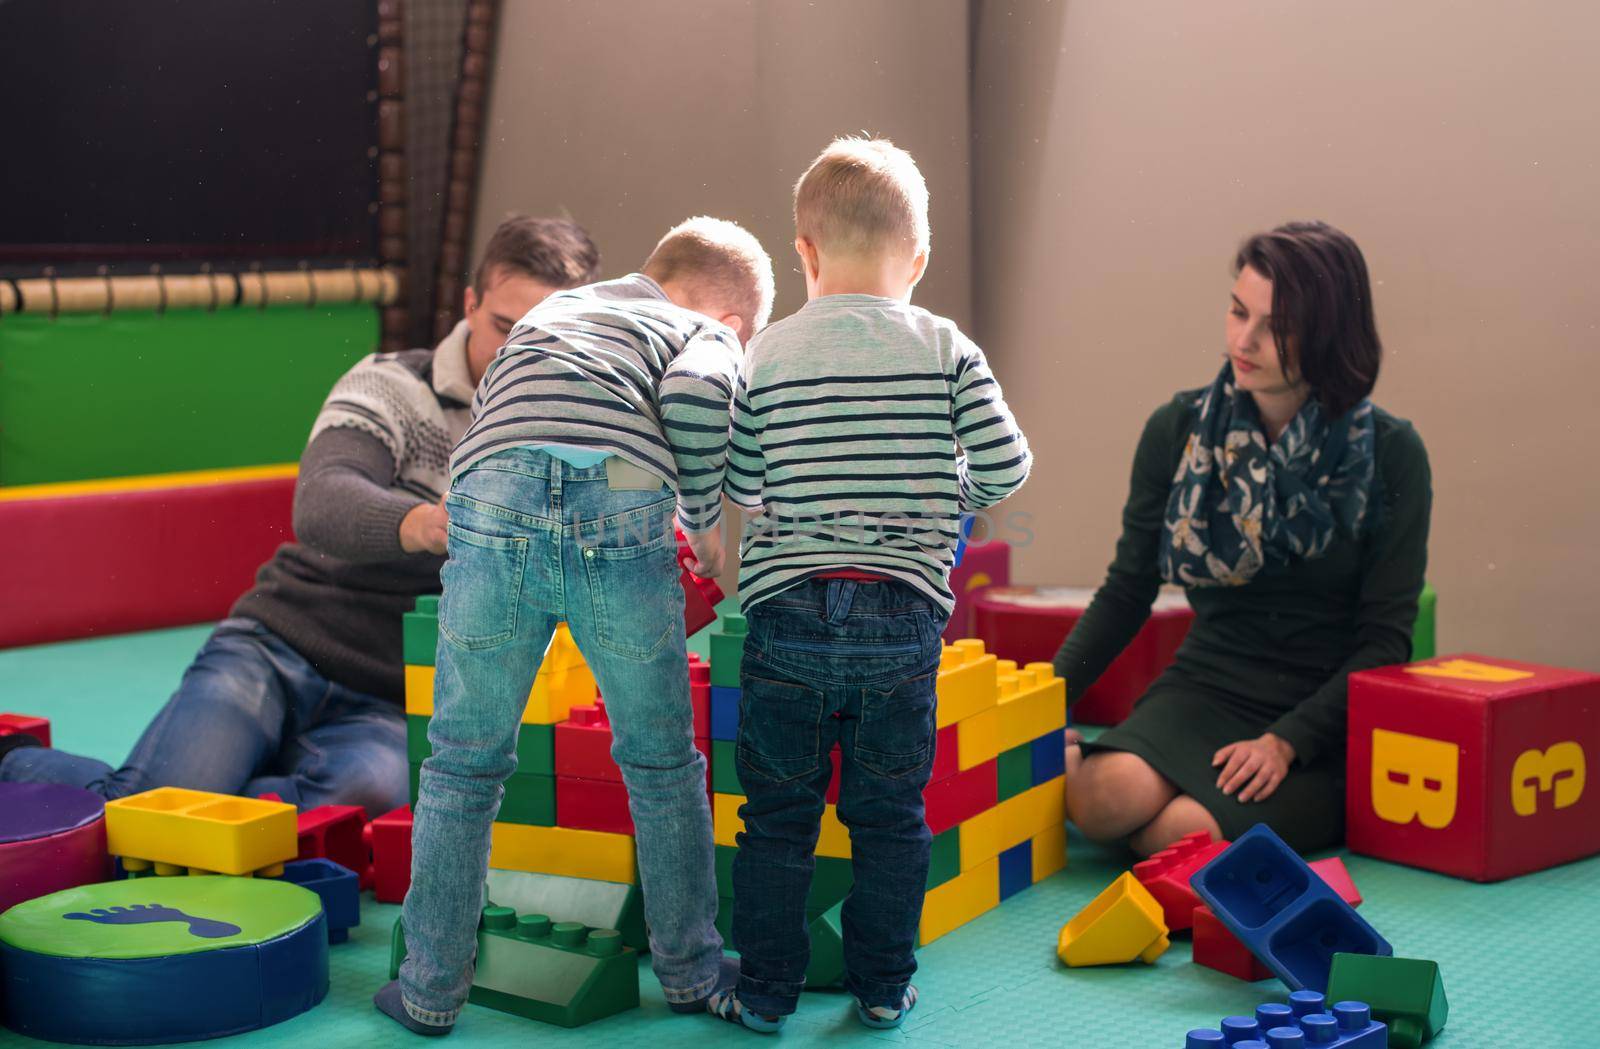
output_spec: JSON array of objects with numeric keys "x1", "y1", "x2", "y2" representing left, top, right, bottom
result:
[
  {"x1": 474, "y1": 215, "x2": 601, "y2": 293},
  {"x1": 1234, "y1": 221, "x2": 1381, "y2": 418}
]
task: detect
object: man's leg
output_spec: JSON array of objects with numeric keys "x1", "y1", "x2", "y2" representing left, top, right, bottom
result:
[
  {"x1": 0, "y1": 619, "x2": 292, "y2": 799},
  {"x1": 247, "y1": 686, "x2": 409, "y2": 815}
]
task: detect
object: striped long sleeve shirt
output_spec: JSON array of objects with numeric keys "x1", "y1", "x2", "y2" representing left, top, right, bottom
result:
[
  {"x1": 451, "y1": 273, "x2": 741, "y2": 534},
  {"x1": 725, "y1": 293, "x2": 1032, "y2": 613}
]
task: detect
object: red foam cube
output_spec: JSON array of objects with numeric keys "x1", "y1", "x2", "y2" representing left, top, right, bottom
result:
[
  {"x1": 973, "y1": 586, "x2": 1193, "y2": 726},
  {"x1": 924, "y1": 758, "x2": 997, "y2": 836},
  {"x1": 944, "y1": 539, "x2": 1010, "y2": 642},
  {"x1": 296, "y1": 805, "x2": 371, "y2": 889},
  {"x1": 1348, "y1": 653, "x2": 1600, "y2": 882},
  {"x1": 0, "y1": 714, "x2": 51, "y2": 748},
  {"x1": 1132, "y1": 830, "x2": 1229, "y2": 931},
  {"x1": 369, "y1": 805, "x2": 413, "y2": 903}
]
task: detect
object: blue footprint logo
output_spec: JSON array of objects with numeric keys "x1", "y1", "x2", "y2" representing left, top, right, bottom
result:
[{"x1": 64, "y1": 904, "x2": 242, "y2": 939}]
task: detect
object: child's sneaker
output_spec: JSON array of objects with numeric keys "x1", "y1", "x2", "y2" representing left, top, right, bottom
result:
[
  {"x1": 855, "y1": 985, "x2": 918, "y2": 1030},
  {"x1": 668, "y1": 956, "x2": 741, "y2": 1015},
  {"x1": 707, "y1": 987, "x2": 785, "y2": 1034}
]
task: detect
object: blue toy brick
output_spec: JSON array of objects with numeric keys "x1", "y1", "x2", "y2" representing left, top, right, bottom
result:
[
  {"x1": 711, "y1": 686, "x2": 741, "y2": 742},
  {"x1": 1030, "y1": 728, "x2": 1066, "y2": 784},
  {"x1": 272, "y1": 859, "x2": 360, "y2": 944},
  {"x1": 1190, "y1": 824, "x2": 1392, "y2": 992},
  {"x1": 1188, "y1": 993, "x2": 1385, "y2": 1049},
  {"x1": 998, "y1": 840, "x2": 1032, "y2": 900}
]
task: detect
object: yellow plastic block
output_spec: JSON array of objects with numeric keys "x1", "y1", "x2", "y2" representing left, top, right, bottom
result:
[
  {"x1": 920, "y1": 856, "x2": 1000, "y2": 945},
  {"x1": 1056, "y1": 871, "x2": 1170, "y2": 966},
  {"x1": 713, "y1": 793, "x2": 852, "y2": 859},
  {"x1": 404, "y1": 624, "x2": 597, "y2": 723},
  {"x1": 1031, "y1": 821, "x2": 1068, "y2": 882},
  {"x1": 936, "y1": 639, "x2": 999, "y2": 728},
  {"x1": 105, "y1": 787, "x2": 296, "y2": 876},
  {"x1": 956, "y1": 705, "x2": 1001, "y2": 770},
  {"x1": 958, "y1": 776, "x2": 1066, "y2": 869},
  {"x1": 995, "y1": 662, "x2": 1067, "y2": 753},
  {"x1": 489, "y1": 822, "x2": 636, "y2": 884}
]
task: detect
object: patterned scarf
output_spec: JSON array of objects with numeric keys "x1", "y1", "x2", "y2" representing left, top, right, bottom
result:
[{"x1": 1159, "y1": 363, "x2": 1376, "y2": 587}]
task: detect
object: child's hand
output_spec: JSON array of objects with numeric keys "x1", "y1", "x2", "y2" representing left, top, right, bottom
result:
[
  {"x1": 682, "y1": 525, "x2": 724, "y2": 579},
  {"x1": 400, "y1": 497, "x2": 449, "y2": 556}
]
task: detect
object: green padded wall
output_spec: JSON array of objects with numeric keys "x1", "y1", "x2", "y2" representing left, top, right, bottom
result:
[{"x1": 0, "y1": 305, "x2": 378, "y2": 485}]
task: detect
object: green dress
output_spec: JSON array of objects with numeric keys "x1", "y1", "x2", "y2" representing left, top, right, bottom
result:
[{"x1": 1056, "y1": 389, "x2": 1432, "y2": 852}]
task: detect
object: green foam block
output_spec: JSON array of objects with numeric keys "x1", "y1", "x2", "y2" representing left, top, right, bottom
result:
[{"x1": 1327, "y1": 953, "x2": 1449, "y2": 1048}]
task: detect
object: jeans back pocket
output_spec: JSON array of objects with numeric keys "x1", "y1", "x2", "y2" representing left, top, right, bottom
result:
[
  {"x1": 439, "y1": 521, "x2": 528, "y2": 650},
  {"x1": 855, "y1": 669, "x2": 938, "y2": 779},
  {"x1": 578, "y1": 498, "x2": 678, "y2": 661}
]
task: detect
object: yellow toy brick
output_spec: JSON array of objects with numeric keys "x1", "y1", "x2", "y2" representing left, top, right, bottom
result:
[
  {"x1": 1031, "y1": 821, "x2": 1067, "y2": 882},
  {"x1": 935, "y1": 639, "x2": 998, "y2": 728},
  {"x1": 920, "y1": 855, "x2": 1000, "y2": 945},
  {"x1": 995, "y1": 662, "x2": 1066, "y2": 753},
  {"x1": 958, "y1": 776, "x2": 1066, "y2": 870},
  {"x1": 956, "y1": 705, "x2": 1001, "y2": 770},
  {"x1": 490, "y1": 821, "x2": 636, "y2": 884},
  {"x1": 713, "y1": 793, "x2": 851, "y2": 859},
  {"x1": 406, "y1": 624, "x2": 596, "y2": 723},
  {"x1": 105, "y1": 787, "x2": 296, "y2": 877},
  {"x1": 1056, "y1": 871, "x2": 1170, "y2": 966}
]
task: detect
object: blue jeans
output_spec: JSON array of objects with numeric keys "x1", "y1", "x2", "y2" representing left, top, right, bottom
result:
[
  {"x1": 732, "y1": 579, "x2": 947, "y2": 1016},
  {"x1": 399, "y1": 448, "x2": 720, "y2": 1025},
  {"x1": 0, "y1": 617, "x2": 408, "y2": 814}
]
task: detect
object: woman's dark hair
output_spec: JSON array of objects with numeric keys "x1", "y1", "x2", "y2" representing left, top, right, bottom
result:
[{"x1": 1234, "y1": 221, "x2": 1381, "y2": 418}]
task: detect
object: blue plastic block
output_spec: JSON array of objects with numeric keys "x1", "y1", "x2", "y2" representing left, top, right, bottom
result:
[
  {"x1": 998, "y1": 840, "x2": 1032, "y2": 900},
  {"x1": 273, "y1": 858, "x2": 360, "y2": 944},
  {"x1": 1187, "y1": 993, "x2": 1385, "y2": 1048},
  {"x1": 711, "y1": 686, "x2": 741, "y2": 742},
  {"x1": 1190, "y1": 824, "x2": 1392, "y2": 992},
  {"x1": 1030, "y1": 728, "x2": 1066, "y2": 784}
]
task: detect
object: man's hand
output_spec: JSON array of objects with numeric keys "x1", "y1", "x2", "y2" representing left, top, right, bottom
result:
[
  {"x1": 682, "y1": 525, "x2": 724, "y2": 579},
  {"x1": 1213, "y1": 732, "x2": 1295, "y2": 803},
  {"x1": 399, "y1": 497, "x2": 449, "y2": 556}
]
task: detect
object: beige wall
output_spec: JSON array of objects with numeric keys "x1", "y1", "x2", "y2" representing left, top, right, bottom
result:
[{"x1": 973, "y1": 0, "x2": 1600, "y2": 668}]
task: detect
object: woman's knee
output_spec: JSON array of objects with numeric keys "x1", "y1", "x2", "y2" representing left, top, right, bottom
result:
[{"x1": 1067, "y1": 752, "x2": 1177, "y2": 841}]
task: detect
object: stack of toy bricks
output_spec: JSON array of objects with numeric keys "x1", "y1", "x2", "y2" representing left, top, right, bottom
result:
[{"x1": 707, "y1": 617, "x2": 1069, "y2": 946}]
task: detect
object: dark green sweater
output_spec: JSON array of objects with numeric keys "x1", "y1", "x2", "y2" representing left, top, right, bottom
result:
[{"x1": 1054, "y1": 390, "x2": 1432, "y2": 766}]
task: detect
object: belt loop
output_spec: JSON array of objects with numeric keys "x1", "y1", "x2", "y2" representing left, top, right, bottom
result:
[{"x1": 824, "y1": 580, "x2": 856, "y2": 625}]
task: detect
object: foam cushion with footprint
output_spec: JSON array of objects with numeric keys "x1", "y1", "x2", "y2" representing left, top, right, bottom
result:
[{"x1": 0, "y1": 875, "x2": 327, "y2": 1044}]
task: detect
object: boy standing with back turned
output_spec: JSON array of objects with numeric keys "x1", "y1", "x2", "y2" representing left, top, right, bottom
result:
[{"x1": 713, "y1": 139, "x2": 1032, "y2": 1032}]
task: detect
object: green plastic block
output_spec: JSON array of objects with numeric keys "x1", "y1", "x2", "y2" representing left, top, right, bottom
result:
[
  {"x1": 928, "y1": 825, "x2": 960, "y2": 890},
  {"x1": 715, "y1": 845, "x2": 852, "y2": 912},
  {"x1": 1411, "y1": 582, "x2": 1437, "y2": 661},
  {"x1": 1327, "y1": 953, "x2": 1448, "y2": 1048},
  {"x1": 409, "y1": 762, "x2": 420, "y2": 807},
  {"x1": 501, "y1": 772, "x2": 556, "y2": 826},
  {"x1": 711, "y1": 739, "x2": 738, "y2": 793},
  {"x1": 415, "y1": 594, "x2": 440, "y2": 615},
  {"x1": 997, "y1": 742, "x2": 1034, "y2": 802},
  {"x1": 485, "y1": 869, "x2": 647, "y2": 952},
  {"x1": 804, "y1": 901, "x2": 845, "y2": 987},
  {"x1": 406, "y1": 714, "x2": 431, "y2": 764},
  {"x1": 517, "y1": 724, "x2": 555, "y2": 775},
  {"x1": 709, "y1": 614, "x2": 747, "y2": 688},
  {"x1": 389, "y1": 914, "x2": 406, "y2": 979},
  {"x1": 403, "y1": 609, "x2": 439, "y2": 667}
]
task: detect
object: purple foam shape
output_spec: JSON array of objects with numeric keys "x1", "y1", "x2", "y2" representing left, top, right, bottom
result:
[{"x1": 0, "y1": 783, "x2": 104, "y2": 844}]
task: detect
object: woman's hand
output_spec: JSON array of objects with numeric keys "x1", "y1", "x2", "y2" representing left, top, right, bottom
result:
[{"x1": 1213, "y1": 733, "x2": 1295, "y2": 803}]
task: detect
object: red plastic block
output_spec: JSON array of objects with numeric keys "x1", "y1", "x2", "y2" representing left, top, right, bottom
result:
[
  {"x1": 924, "y1": 759, "x2": 997, "y2": 836},
  {"x1": 1132, "y1": 830, "x2": 1228, "y2": 931},
  {"x1": 0, "y1": 474, "x2": 294, "y2": 648},
  {"x1": 1348, "y1": 653, "x2": 1600, "y2": 881},
  {"x1": 1307, "y1": 856, "x2": 1363, "y2": 908},
  {"x1": 973, "y1": 586, "x2": 1193, "y2": 726},
  {"x1": 1192, "y1": 860, "x2": 1365, "y2": 982},
  {"x1": 689, "y1": 654, "x2": 711, "y2": 740},
  {"x1": 370, "y1": 805, "x2": 414, "y2": 904},
  {"x1": 555, "y1": 700, "x2": 621, "y2": 783},
  {"x1": 676, "y1": 530, "x2": 725, "y2": 638},
  {"x1": 297, "y1": 805, "x2": 371, "y2": 890},
  {"x1": 557, "y1": 777, "x2": 635, "y2": 836},
  {"x1": 0, "y1": 714, "x2": 51, "y2": 748},
  {"x1": 930, "y1": 723, "x2": 960, "y2": 784},
  {"x1": 943, "y1": 539, "x2": 1010, "y2": 642}
]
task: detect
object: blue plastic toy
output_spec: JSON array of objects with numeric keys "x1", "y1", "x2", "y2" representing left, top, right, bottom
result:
[
  {"x1": 1186, "y1": 992, "x2": 1386, "y2": 1048},
  {"x1": 998, "y1": 840, "x2": 1032, "y2": 900},
  {"x1": 1190, "y1": 824, "x2": 1392, "y2": 991},
  {"x1": 273, "y1": 858, "x2": 360, "y2": 944},
  {"x1": 710, "y1": 686, "x2": 741, "y2": 742}
]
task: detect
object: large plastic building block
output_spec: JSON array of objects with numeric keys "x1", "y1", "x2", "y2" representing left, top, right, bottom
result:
[
  {"x1": 0, "y1": 713, "x2": 50, "y2": 748},
  {"x1": 973, "y1": 585, "x2": 1193, "y2": 726},
  {"x1": 1306, "y1": 856, "x2": 1363, "y2": 908},
  {"x1": 1031, "y1": 727, "x2": 1067, "y2": 784},
  {"x1": 500, "y1": 772, "x2": 557, "y2": 826},
  {"x1": 929, "y1": 825, "x2": 962, "y2": 889},
  {"x1": 405, "y1": 623, "x2": 597, "y2": 724},
  {"x1": 931, "y1": 722, "x2": 961, "y2": 782},
  {"x1": 1032, "y1": 821, "x2": 1068, "y2": 883},
  {"x1": 957, "y1": 704, "x2": 1001, "y2": 770},
  {"x1": 1347, "y1": 652, "x2": 1599, "y2": 881},
  {"x1": 676, "y1": 536, "x2": 725, "y2": 638},
  {"x1": 709, "y1": 614, "x2": 747, "y2": 688},
  {"x1": 925, "y1": 758, "x2": 998, "y2": 835},
  {"x1": 944, "y1": 538, "x2": 1010, "y2": 642},
  {"x1": 714, "y1": 793, "x2": 852, "y2": 858},
  {"x1": 710, "y1": 685, "x2": 740, "y2": 741},
  {"x1": 1186, "y1": 992, "x2": 1387, "y2": 1049},
  {"x1": 711, "y1": 739, "x2": 738, "y2": 792},
  {"x1": 994, "y1": 661, "x2": 1068, "y2": 752},
  {"x1": 485, "y1": 869, "x2": 648, "y2": 951},
  {"x1": 920, "y1": 855, "x2": 1000, "y2": 945},
  {"x1": 958, "y1": 775, "x2": 1065, "y2": 869},
  {"x1": 1193, "y1": 858, "x2": 1364, "y2": 983},
  {"x1": 554, "y1": 700, "x2": 619, "y2": 781},
  {"x1": 490, "y1": 822, "x2": 637, "y2": 884},
  {"x1": 998, "y1": 840, "x2": 1032, "y2": 900},
  {"x1": 804, "y1": 901, "x2": 846, "y2": 987},
  {"x1": 1133, "y1": 830, "x2": 1229, "y2": 931},
  {"x1": 1191, "y1": 824, "x2": 1392, "y2": 991},
  {"x1": 272, "y1": 858, "x2": 360, "y2": 944},
  {"x1": 105, "y1": 786, "x2": 295, "y2": 877},
  {"x1": 936, "y1": 639, "x2": 1000, "y2": 728},
  {"x1": 1056, "y1": 871, "x2": 1169, "y2": 966},
  {"x1": 0, "y1": 876, "x2": 327, "y2": 1045},
  {"x1": 689, "y1": 652, "x2": 711, "y2": 738},
  {"x1": 402, "y1": 594, "x2": 439, "y2": 665},
  {"x1": 293, "y1": 805, "x2": 370, "y2": 890},
  {"x1": 0, "y1": 783, "x2": 108, "y2": 913},
  {"x1": 997, "y1": 742, "x2": 1034, "y2": 801},
  {"x1": 1410, "y1": 583, "x2": 1437, "y2": 661},
  {"x1": 556, "y1": 776, "x2": 634, "y2": 835},
  {"x1": 1326, "y1": 954, "x2": 1448, "y2": 1048},
  {"x1": 406, "y1": 714, "x2": 431, "y2": 763},
  {"x1": 369, "y1": 805, "x2": 413, "y2": 904}
]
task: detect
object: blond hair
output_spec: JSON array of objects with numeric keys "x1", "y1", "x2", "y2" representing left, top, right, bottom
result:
[
  {"x1": 642, "y1": 216, "x2": 775, "y2": 336},
  {"x1": 794, "y1": 137, "x2": 929, "y2": 260}
]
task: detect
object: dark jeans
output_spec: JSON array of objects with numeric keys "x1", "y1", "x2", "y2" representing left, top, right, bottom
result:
[{"x1": 731, "y1": 578, "x2": 947, "y2": 1016}]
